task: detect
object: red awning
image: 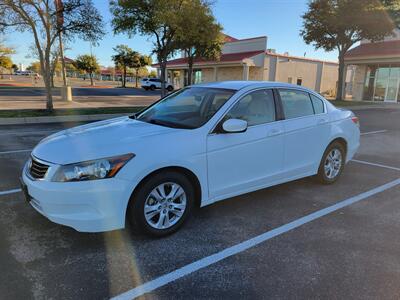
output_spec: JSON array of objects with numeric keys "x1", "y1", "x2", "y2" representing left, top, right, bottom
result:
[{"x1": 345, "y1": 40, "x2": 400, "y2": 59}]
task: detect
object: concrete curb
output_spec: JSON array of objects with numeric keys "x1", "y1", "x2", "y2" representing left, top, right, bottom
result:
[{"x1": 0, "y1": 113, "x2": 132, "y2": 125}]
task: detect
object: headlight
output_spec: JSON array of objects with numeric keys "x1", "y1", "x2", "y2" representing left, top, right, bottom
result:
[{"x1": 52, "y1": 153, "x2": 134, "y2": 182}]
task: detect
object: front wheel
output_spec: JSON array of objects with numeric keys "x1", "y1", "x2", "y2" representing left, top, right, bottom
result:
[
  {"x1": 127, "y1": 171, "x2": 195, "y2": 237},
  {"x1": 167, "y1": 85, "x2": 173, "y2": 92},
  {"x1": 316, "y1": 142, "x2": 345, "y2": 184}
]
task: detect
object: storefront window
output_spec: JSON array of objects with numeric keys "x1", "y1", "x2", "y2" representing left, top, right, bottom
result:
[{"x1": 364, "y1": 65, "x2": 400, "y2": 102}]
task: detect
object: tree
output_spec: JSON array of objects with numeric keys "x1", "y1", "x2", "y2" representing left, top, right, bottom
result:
[
  {"x1": 11, "y1": 63, "x2": 18, "y2": 73},
  {"x1": 301, "y1": 0, "x2": 397, "y2": 100},
  {"x1": 175, "y1": 0, "x2": 223, "y2": 85},
  {"x1": 132, "y1": 54, "x2": 152, "y2": 87},
  {"x1": 27, "y1": 61, "x2": 42, "y2": 74},
  {"x1": 112, "y1": 45, "x2": 138, "y2": 88},
  {"x1": 111, "y1": 0, "x2": 186, "y2": 96},
  {"x1": 74, "y1": 54, "x2": 99, "y2": 86},
  {"x1": 149, "y1": 70, "x2": 157, "y2": 78},
  {"x1": 0, "y1": 42, "x2": 14, "y2": 77},
  {"x1": 0, "y1": 0, "x2": 104, "y2": 110}
]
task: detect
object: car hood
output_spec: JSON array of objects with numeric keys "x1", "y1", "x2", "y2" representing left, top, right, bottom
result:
[{"x1": 32, "y1": 117, "x2": 176, "y2": 165}]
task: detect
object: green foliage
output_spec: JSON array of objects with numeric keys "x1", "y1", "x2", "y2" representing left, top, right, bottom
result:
[
  {"x1": 0, "y1": 42, "x2": 14, "y2": 70},
  {"x1": 174, "y1": 0, "x2": 223, "y2": 84},
  {"x1": 75, "y1": 54, "x2": 100, "y2": 73},
  {"x1": 27, "y1": 61, "x2": 42, "y2": 74},
  {"x1": 110, "y1": 0, "x2": 188, "y2": 95},
  {"x1": 301, "y1": 0, "x2": 396, "y2": 52},
  {"x1": 74, "y1": 54, "x2": 100, "y2": 85},
  {"x1": 149, "y1": 70, "x2": 157, "y2": 78}
]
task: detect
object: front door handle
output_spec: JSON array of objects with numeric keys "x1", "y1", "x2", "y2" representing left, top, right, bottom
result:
[
  {"x1": 268, "y1": 128, "x2": 283, "y2": 136},
  {"x1": 317, "y1": 118, "x2": 328, "y2": 124}
]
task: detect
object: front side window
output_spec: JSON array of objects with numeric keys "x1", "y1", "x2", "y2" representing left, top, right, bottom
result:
[
  {"x1": 137, "y1": 87, "x2": 235, "y2": 129},
  {"x1": 279, "y1": 89, "x2": 314, "y2": 119},
  {"x1": 224, "y1": 89, "x2": 276, "y2": 126}
]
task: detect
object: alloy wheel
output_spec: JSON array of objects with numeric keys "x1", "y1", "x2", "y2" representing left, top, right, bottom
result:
[
  {"x1": 144, "y1": 182, "x2": 187, "y2": 229},
  {"x1": 324, "y1": 148, "x2": 343, "y2": 179}
]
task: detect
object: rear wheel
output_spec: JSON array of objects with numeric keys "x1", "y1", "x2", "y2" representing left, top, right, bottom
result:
[
  {"x1": 143, "y1": 87, "x2": 149, "y2": 91},
  {"x1": 167, "y1": 85, "x2": 173, "y2": 92},
  {"x1": 316, "y1": 142, "x2": 345, "y2": 184},
  {"x1": 150, "y1": 85, "x2": 156, "y2": 91},
  {"x1": 127, "y1": 171, "x2": 195, "y2": 237}
]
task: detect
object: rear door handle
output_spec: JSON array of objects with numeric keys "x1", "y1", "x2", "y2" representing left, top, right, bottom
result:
[{"x1": 268, "y1": 128, "x2": 283, "y2": 137}]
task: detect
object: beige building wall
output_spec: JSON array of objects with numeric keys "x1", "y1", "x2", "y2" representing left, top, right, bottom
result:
[
  {"x1": 217, "y1": 66, "x2": 243, "y2": 81},
  {"x1": 276, "y1": 59, "x2": 319, "y2": 90},
  {"x1": 320, "y1": 63, "x2": 339, "y2": 94},
  {"x1": 249, "y1": 66, "x2": 263, "y2": 80},
  {"x1": 201, "y1": 68, "x2": 215, "y2": 83}
]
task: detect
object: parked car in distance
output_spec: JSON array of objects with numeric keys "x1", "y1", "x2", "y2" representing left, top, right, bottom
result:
[
  {"x1": 15, "y1": 70, "x2": 37, "y2": 76},
  {"x1": 141, "y1": 78, "x2": 174, "y2": 91},
  {"x1": 21, "y1": 81, "x2": 360, "y2": 237}
]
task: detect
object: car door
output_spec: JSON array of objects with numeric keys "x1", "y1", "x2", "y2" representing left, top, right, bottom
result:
[
  {"x1": 278, "y1": 89, "x2": 330, "y2": 178},
  {"x1": 207, "y1": 89, "x2": 285, "y2": 200}
]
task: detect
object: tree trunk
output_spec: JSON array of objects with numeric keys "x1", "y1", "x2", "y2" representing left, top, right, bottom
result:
[
  {"x1": 336, "y1": 52, "x2": 345, "y2": 101},
  {"x1": 90, "y1": 72, "x2": 94, "y2": 86},
  {"x1": 44, "y1": 70, "x2": 53, "y2": 111},
  {"x1": 123, "y1": 66, "x2": 127, "y2": 87},
  {"x1": 135, "y1": 69, "x2": 139, "y2": 88},
  {"x1": 187, "y1": 56, "x2": 194, "y2": 86},
  {"x1": 160, "y1": 61, "x2": 167, "y2": 97},
  {"x1": 43, "y1": 52, "x2": 54, "y2": 111}
]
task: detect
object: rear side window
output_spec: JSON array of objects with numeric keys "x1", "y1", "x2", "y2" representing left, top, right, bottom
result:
[
  {"x1": 279, "y1": 89, "x2": 314, "y2": 119},
  {"x1": 310, "y1": 94, "x2": 325, "y2": 114}
]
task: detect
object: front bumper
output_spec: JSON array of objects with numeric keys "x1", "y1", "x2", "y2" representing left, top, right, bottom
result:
[{"x1": 22, "y1": 167, "x2": 135, "y2": 232}]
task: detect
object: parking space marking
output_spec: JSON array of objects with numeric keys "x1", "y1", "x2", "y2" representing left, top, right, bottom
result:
[
  {"x1": 351, "y1": 159, "x2": 400, "y2": 172},
  {"x1": 112, "y1": 177, "x2": 400, "y2": 300},
  {"x1": 0, "y1": 188, "x2": 21, "y2": 196},
  {"x1": 0, "y1": 149, "x2": 31, "y2": 155},
  {"x1": 361, "y1": 130, "x2": 387, "y2": 136}
]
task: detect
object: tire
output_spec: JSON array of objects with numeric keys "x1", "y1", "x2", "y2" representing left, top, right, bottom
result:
[
  {"x1": 316, "y1": 141, "x2": 346, "y2": 184},
  {"x1": 127, "y1": 171, "x2": 195, "y2": 237},
  {"x1": 167, "y1": 85, "x2": 173, "y2": 92},
  {"x1": 143, "y1": 87, "x2": 149, "y2": 91},
  {"x1": 150, "y1": 85, "x2": 156, "y2": 91}
]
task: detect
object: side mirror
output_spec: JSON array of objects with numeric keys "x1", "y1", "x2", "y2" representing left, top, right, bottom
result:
[{"x1": 222, "y1": 118, "x2": 248, "y2": 133}]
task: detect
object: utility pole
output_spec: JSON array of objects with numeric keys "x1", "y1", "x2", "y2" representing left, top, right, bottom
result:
[{"x1": 59, "y1": 31, "x2": 67, "y2": 86}]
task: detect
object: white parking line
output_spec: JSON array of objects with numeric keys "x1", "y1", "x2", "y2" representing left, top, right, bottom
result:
[
  {"x1": 112, "y1": 177, "x2": 400, "y2": 300},
  {"x1": 0, "y1": 149, "x2": 32, "y2": 155},
  {"x1": 351, "y1": 159, "x2": 400, "y2": 172},
  {"x1": 0, "y1": 188, "x2": 21, "y2": 196},
  {"x1": 361, "y1": 130, "x2": 387, "y2": 136}
]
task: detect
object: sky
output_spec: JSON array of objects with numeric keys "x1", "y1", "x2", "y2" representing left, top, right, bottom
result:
[{"x1": 4, "y1": 0, "x2": 340, "y2": 69}]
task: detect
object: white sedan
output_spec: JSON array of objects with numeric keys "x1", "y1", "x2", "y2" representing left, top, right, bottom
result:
[{"x1": 21, "y1": 81, "x2": 360, "y2": 236}]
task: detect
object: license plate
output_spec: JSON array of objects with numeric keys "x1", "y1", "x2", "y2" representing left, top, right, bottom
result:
[{"x1": 19, "y1": 178, "x2": 31, "y2": 203}]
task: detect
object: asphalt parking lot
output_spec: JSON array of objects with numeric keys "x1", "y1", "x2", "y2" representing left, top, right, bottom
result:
[{"x1": 1, "y1": 107, "x2": 400, "y2": 299}]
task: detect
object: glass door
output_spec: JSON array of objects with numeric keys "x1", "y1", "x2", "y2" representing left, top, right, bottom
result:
[{"x1": 385, "y1": 77, "x2": 399, "y2": 102}]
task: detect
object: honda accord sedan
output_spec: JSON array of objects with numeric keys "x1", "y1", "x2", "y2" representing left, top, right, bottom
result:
[{"x1": 21, "y1": 81, "x2": 360, "y2": 236}]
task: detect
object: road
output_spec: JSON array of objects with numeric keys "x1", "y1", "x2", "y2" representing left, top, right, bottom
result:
[{"x1": 0, "y1": 108, "x2": 400, "y2": 299}]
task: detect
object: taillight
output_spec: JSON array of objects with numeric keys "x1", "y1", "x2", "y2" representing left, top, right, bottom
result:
[{"x1": 351, "y1": 116, "x2": 359, "y2": 126}]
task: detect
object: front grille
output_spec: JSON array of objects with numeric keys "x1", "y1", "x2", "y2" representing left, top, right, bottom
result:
[{"x1": 29, "y1": 158, "x2": 49, "y2": 179}]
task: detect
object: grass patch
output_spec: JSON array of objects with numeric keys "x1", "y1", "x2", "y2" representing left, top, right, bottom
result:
[
  {"x1": 0, "y1": 107, "x2": 145, "y2": 118},
  {"x1": 328, "y1": 100, "x2": 378, "y2": 107}
]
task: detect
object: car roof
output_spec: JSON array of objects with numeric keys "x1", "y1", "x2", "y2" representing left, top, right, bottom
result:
[{"x1": 192, "y1": 81, "x2": 317, "y2": 94}]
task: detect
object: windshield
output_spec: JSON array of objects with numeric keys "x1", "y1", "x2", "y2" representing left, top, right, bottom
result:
[{"x1": 136, "y1": 87, "x2": 236, "y2": 129}]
